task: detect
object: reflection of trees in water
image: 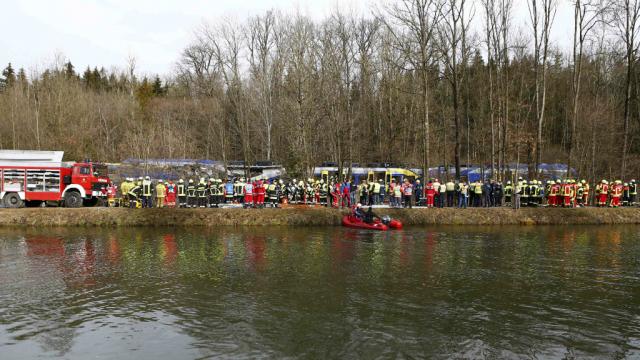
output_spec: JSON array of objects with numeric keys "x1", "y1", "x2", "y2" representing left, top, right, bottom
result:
[{"x1": 5, "y1": 225, "x2": 640, "y2": 358}]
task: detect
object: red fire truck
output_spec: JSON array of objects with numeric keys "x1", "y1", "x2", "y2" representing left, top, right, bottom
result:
[{"x1": 0, "y1": 150, "x2": 111, "y2": 208}]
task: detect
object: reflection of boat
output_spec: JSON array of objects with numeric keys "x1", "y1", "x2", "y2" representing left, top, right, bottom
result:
[{"x1": 342, "y1": 215, "x2": 388, "y2": 231}]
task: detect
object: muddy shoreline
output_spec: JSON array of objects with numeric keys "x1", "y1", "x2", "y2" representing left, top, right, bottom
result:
[{"x1": 1, "y1": 207, "x2": 639, "y2": 227}]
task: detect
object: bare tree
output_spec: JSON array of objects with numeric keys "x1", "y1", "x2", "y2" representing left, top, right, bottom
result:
[
  {"x1": 247, "y1": 10, "x2": 281, "y2": 160},
  {"x1": 528, "y1": 0, "x2": 557, "y2": 175},
  {"x1": 567, "y1": 0, "x2": 606, "y2": 177},
  {"x1": 383, "y1": 0, "x2": 443, "y2": 178},
  {"x1": 439, "y1": 0, "x2": 473, "y2": 179},
  {"x1": 614, "y1": 0, "x2": 640, "y2": 178}
]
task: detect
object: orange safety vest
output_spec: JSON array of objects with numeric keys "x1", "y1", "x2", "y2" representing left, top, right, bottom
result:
[{"x1": 563, "y1": 184, "x2": 571, "y2": 197}]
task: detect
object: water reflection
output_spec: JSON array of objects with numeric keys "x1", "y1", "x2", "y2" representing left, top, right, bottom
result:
[{"x1": 0, "y1": 225, "x2": 639, "y2": 359}]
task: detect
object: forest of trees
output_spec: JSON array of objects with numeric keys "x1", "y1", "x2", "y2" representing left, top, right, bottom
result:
[{"x1": 0, "y1": 0, "x2": 639, "y2": 180}]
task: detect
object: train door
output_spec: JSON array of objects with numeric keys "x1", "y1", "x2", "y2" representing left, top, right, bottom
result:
[
  {"x1": 367, "y1": 171, "x2": 374, "y2": 183},
  {"x1": 385, "y1": 171, "x2": 392, "y2": 187},
  {"x1": 321, "y1": 170, "x2": 329, "y2": 184}
]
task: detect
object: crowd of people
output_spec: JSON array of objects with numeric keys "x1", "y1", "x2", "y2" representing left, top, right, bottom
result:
[{"x1": 102, "y1": 175, "x2": 638, "y2": 209}]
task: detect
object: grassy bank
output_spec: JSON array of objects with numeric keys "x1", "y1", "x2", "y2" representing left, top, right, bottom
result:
[{"x1": 1, "y1": 207, "x2": 639, "y2": 227}]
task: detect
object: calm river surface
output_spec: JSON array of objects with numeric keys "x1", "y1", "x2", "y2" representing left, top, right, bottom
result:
[{"x1": 1, "y1": 225, "x2": 640, "y2": 359}]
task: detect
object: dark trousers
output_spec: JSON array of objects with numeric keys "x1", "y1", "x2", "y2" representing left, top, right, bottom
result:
[
  {"x1": 403, "y1": 195, "x2": 412, "y2": 208},
  {"x1": 439, "y1": 193, "x2": 445, "y2": 208},
  {"x1": 447, "y1": 192, "x2": 454, "y2": 207},
  {"x1": 474, "y1": 195, "x2": 481, "y2": 207},
  {"x1": 178, "y1": 196, "x2": 187, "y2": 208}
]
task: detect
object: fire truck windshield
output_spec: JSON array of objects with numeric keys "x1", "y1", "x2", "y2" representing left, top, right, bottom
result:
[{"x1": 93, "y1": 164, "x2": 108, "y2": 177}]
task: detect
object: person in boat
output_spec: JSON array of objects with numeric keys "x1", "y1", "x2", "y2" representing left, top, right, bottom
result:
[
  {"x1": 353, "y1": 203, "x2": 366, "y2": 220},
  {"x1": 364, "y1": 206, "x2": 379, "y2": 224}
]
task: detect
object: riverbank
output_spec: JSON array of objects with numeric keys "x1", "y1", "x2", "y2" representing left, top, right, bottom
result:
[{"x1": 1, "y1": 207, "x2": 640, "y2": 227}]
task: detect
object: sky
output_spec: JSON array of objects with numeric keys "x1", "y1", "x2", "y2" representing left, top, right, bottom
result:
[{"x1": 1, "y1": 0, "x2": 573, "y2": 78}]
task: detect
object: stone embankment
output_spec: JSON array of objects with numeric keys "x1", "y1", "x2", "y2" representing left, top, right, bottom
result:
[{"x1": 1, "y1": 207, "x2": 639, "y2": 227}]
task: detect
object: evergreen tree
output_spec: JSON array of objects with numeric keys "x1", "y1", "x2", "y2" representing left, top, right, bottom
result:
[
  {"x1": 135, "y1": 77, "x2": 154, "y2": 111},
  {"x1": 64, "y1": 61, "x2": 75, "y2": 78},
  {"x1": 17, "y1": 68, "x2": 26, "y2": 84},
  {"x1": 152, "y1": 75, "x2": 164, "y2": 96},
  {"x1": 92, "y1": 67, "x2": 102, "y2": 90},
  {"x1": 1, "y1": 63, "x2": 16, "y2": 89},
  {"x1": 82, "y1": 66, "x2": 93, "y2": 88}
]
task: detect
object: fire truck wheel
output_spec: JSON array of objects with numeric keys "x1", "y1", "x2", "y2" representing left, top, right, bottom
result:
[
  {"x1": 4, "y1": 193, "x2": 24, "y2": 208},
  {"x1": 64, "y1": 191, "x2": 83, "y2": 208}
]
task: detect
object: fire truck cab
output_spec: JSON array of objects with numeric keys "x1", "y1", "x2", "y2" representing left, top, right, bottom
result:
[{"x1": 0, "y1": 150, "x2": 111, "y2": 208}]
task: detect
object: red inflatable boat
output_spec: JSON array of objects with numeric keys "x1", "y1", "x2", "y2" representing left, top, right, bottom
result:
[
  {"x1": 342, "y1": 215, "x2": 388, "y2": 231},
  {"x1": 341, "y1": 215, "x2": 403, "y2": 231}
]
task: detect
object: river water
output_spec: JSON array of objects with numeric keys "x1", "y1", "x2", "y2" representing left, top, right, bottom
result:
[{"x1": 1, "y1": 225, "x2": 639, "y2": 359}]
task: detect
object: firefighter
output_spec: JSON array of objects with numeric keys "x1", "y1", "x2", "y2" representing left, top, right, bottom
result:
[
  {"x1": 610, "y1": 180, "x2": 622, "y2": 207},
  {"x1": 598, "y1": 180, "x2": 609, "y2": 207},
  {"x1": 128, "y1": 180, "x2": 142, "y2": 208},
  {"x1": 576, "y1": 181, "x2": 584, "y2": 207},
  {"x1": 120, "y1": 178, "x2": 131, "y2": 207},
  {"x1": 106, "y1": 183, "x2": 117, "y2": 207},
  {"x1": 546, "y1": 180, "x2": 556, "y2": 207},
  {"x1": 623, "y1": 182, "x2": 630, "y2": 206},
  {"x1": 504, "y1": 181, "x2": 513, "y2": 206},
  {"x1": 206, "y1": 178, "x2": 218, "y2": 208},
  {"x1": 218, "y1": 179, "x2": 225, "y2": 205},
  {"x1": 177, "y1": 179, "x2": 187, "y2": 208},
  {"x1": 531, "y1": 180, "x2": 540, "y2": 207},
  {"x1": 630, "y1": 180, "x2": 637, "y2": 206},
  {"x1": 570, "y1": 180, "x2": 577, "y2": 207},
  {"x1": 187, "y1": 179, "x2": 197, "y2": 208},
  {"x1": 277, "y1": 179, "x2": 286, "y2": 204},
  {"x1": 581, "y1": 180, "x2": 590, "y2": 206},
  {"x1": 320, "y1": 179, "x2": 328, "y2": 206},
  {"x1": 142, "y1": 176, "x2": 153, "y2": 208},
  {"x1": 196, "y1": 178, "x2": 207, "y2": 208},
  {"x1": 235, "y1": 178, "x2": 245, "y2": 204},
  {"x1": 155, "y1": 179, "x2": 166, "y2": 208},
  {"x1": 207, "y1": 178, "x2": 216, "y2": 207},
  {"x1": 562, "y1": 180, "x2": 572, "y2": 208},
  {"x1": 267, "y1": 180, "x2": 277, "y2": 207}
]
